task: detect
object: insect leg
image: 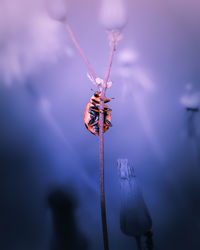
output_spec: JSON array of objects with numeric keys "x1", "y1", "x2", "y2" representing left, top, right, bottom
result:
[
  {"x1": 105, "y1": 120, "x2": 112, "y2": 127},
  {"x1": 88, "y1": 118, "x2": 96, "y2": 125},
  {"x1": 104, "y1": 107, "x2": 112, "y2": 111},
  {"x1": 89, "y1": 121, "x2": 99, "y2": 126},
  {"x1": 91, "y1": 99, "x2": 100, "y2": 104},
  {"x1": 104, "y1": 97, "x2": 114, "y2": 103},
  {"x1": 91, "y1": 108, "x2": 101, "y2": 113}
]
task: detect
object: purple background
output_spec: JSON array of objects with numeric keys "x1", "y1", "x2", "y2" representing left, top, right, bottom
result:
[{"x1": 0, "y1": 0, "x2": 200, "y2": 249}]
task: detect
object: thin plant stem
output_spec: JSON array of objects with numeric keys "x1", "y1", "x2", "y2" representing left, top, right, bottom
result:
[
  {"x1": 99, "y1": 36, "x2": 117, "y2": 250},
  {"x1": 65, "y1": 22, "x2": 96, "y2": 81},
  {"x1": 65, "y1": 22, "x2": 119, "y2": 250},
  {"x1": 135, "y1": 236, "x2": 142, "y2": 250}
]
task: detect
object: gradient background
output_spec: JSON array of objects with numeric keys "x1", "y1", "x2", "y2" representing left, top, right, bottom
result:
[{"x1": 0, "y1": 0, "x2": 200, "y2": 249}]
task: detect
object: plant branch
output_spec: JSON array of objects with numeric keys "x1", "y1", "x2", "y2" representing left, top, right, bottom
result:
[
  {"x1": 65, "y1": 22, "x2": 120, "y2": 250},
  {"x1": 65, "y1": 22, "x2": 96, "y2": 81},
  {"x1": 99, "y1": 32, "x2": 119, "y2": 250}
]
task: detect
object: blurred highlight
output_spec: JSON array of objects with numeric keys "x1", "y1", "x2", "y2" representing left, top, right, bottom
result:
[
  {"x1": 0, "y1": 0, "x2": 72, "y2": 86},
  {"x1": 99, "y1": 0, "x2": 127, "y2": 30},
  {"x1": 180, "y1": 83, "x2": 200, "y2": 108}
]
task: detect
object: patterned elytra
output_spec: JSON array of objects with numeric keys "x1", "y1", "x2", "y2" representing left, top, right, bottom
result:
[{"x1": 84, "y1": 91, "x2": 112, "y2": 136}]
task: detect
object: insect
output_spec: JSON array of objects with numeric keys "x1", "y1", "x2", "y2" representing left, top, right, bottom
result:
[{"x1": 84, "y1": 91, "x2": 113, "y2": 135}]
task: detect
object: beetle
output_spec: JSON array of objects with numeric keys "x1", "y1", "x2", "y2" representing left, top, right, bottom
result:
[{"x1": 84, "y1": 91, "x2": 113, "y2": 135}]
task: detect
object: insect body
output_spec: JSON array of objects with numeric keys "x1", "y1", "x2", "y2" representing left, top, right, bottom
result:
[{"x1": 84, "y1": 91, "x2": 113, "y2": 136}]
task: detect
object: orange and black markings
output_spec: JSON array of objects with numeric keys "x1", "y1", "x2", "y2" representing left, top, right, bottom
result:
[{"x1": 84, "y1": 91, "x2": 113, "y2": 136}]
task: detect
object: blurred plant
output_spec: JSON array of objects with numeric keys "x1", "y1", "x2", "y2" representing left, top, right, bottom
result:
[
  {"x1": 99, "y1": 0, "x2": 127, "y2": 31},
  {"x1": 47, "y1": 1, "x2": 125, "y2": 249},
  {"x1": 180, "y1": 83, "x2": 200, "y2": 137},
  {"x1": 46, "y1": 0, "x2": 68, "y2": 22},
  {"x1": 180, "y1": 83, "x2": 200, "y2": 167},
  {"x1": 118, "y1": 159, "x2": 153, "y2": 250},
  {"x1": 180, "y1": 83, "x2": 200, "y2": 110}
]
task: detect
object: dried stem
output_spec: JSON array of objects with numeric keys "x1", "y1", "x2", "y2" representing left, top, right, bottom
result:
[
  {"x1": 99, "y1": 33, "x2": 118, "y2": 250},
  {"x1": 65, "y1": 22, "x2": 120, "y2": 250},
  {"x1": 65, "y1": 22, "x2": 96, "y2": 81}
]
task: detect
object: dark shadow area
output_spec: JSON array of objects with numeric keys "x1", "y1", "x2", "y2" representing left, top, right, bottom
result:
[
  {"x1": 48, "y1": 189, "x2": 88, "y2": 250},
  {"x1": 186, "y1": 107, "x2": 200, "y2": 166},
  {"x1": 186, "y1": 107, "x2": 199, "y2": 137}
]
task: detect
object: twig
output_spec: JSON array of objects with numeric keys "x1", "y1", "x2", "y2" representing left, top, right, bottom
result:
[
  {"x1": 65, "y1": 22, "x2": 120, "y2": 250},
  {"x1": 99, "y1": 32, "x2": 118, "y2": 250},
  {"x1": 135, "y1": 236, "x2": 142, "y2": 250},
  {"x1": 65, "y1": 22, "x2": 96, "y2": 81}
]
